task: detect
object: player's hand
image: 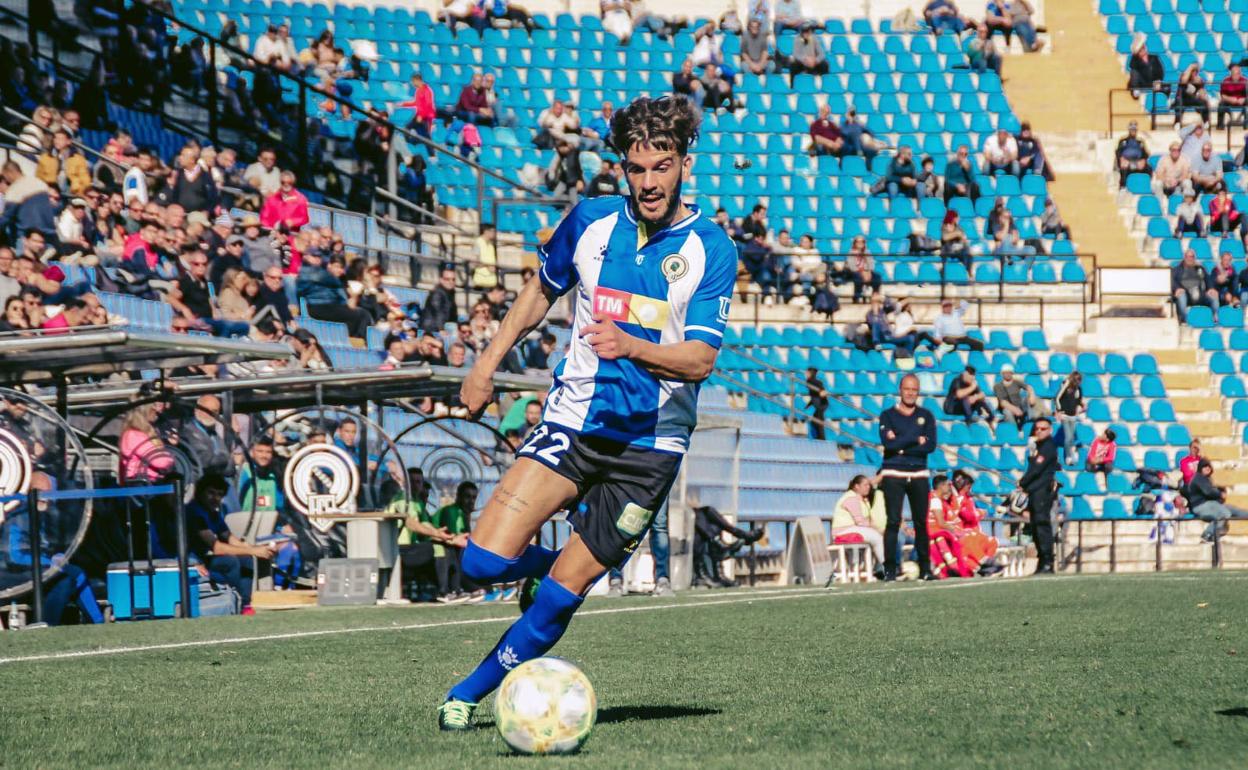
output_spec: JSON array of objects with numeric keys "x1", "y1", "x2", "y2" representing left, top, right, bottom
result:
[
  {"x1": 449, "y1": 533, "x2": 469, "y2": 548},
  {"x1": 434, "y1": 526, "x2": 453, "y2": 542},
  {"x1": 459, "y1": 366, "x2": 495, "y2": 419},
  {"x1": 885, "y1": 430, "x2": 896, "y2": 440},
  {"x1": 918, "y1": 435, "x2": 927, "y2": 445},
  {"x1": 580, "y1": 315, "x2": 635, "y2": 360}
]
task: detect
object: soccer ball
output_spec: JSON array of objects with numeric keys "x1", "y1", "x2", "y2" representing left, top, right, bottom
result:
[
  {"x1": 494, "y1": 657, "x2": 597, "y2": 755},
  {"x1": 899, "y1": 562, "x2": 921, "y2": 581}
]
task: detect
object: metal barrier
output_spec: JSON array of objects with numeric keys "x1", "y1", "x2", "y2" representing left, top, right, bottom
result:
[
  {"x1": 1107, "y1": 85, "x2": 1244, "y2": 150},
  {"x1": 1064, "y1": 513, "x2": 1241, "y2": 573},
  {"x1": 0, "y1": 483, "x2": 186, "y2": 626}
]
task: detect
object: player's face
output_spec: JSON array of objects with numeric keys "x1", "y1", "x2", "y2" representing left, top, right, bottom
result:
[{"x1": 623, "y1": 144, "x2": 692, "y2": 227}]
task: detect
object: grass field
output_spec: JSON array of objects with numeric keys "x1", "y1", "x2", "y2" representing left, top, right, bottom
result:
[{"x1": 2, "y1": 573, "x2": 1247, "y2": 769}]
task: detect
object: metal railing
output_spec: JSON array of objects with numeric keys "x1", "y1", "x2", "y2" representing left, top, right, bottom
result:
[
  {"x1": 1064, "y1": 514, "x2": 1243, "y2": 572},
  {"x1": 1108, "y1": 84, "x2": 1245, "y2": 150}
]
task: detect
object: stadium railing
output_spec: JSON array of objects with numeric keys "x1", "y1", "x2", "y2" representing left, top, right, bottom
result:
[
  {"x1": 1064, "y1": 513, "x2": 1246, "y2": 572},
  {"x1": 1107, "y1": 84, "x2": 1246, "y2": 145}
]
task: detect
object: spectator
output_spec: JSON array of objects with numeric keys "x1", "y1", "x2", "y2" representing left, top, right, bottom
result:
[
  {"x1": 983, "y1": 0, "x2": 1013, "y2": 43},
  {"x1": 587, "y1": 157, "x2": 621, "y2": 197},
  {"x1": 671, "y1": 57, "x2": 702, "y2": 100},
  {"x1": 35, "y1": 129, "x2": 90, "y2": 197},
  {"x1": 1174, "y1": 63, "x2": 1211, "y2": 124},
  {"x1": 740, "y1": 18, "x2": 771, "y2": 76},
  {"x1": 1179, "y1": 439, "x2": 1203, "y2": 486},
  {"x1": 453, "y1": 73, "x2": 494, "y2": 126},
  {"x1": 1240, "y1": 260, "x2": 1248, "y2": 306},
  {"x1": 924, "y1": 0, "x2": 967, "y2": 35},
  {"x1": 440, "y1": 0, "x2": 483, "y2": 34},
  {"x1": 255, "y1": 265, "x2": 293, "y2": 326},
  {"x1": 1114, "y1": 121, "x2": 1150, "y2": 187},
  {"x1": 1212, "y1": 251, "x2": 1240, "y2": 307},
  {"x1": 122, "y1": 148, "x2": 156, "y2": 205},
  {"x1": 162, "y1": 146, "x2": 218, "y2": 215},
  {"x1": 1174, "y1": 190, "x2": 1205, "y2": 237},
  {"x1": 791, "y1": 232, "x2": 824, "y2": 300},
  {"x1": 1054, "y1": 371, "x2": 1084, "y2": 465},
  {"x1": 1018, "y1": 418, "x2": 1059, "y2": 574},
  {"x1": 430, "y1": 481, "x2": 476, "y2": 599},
  {"x1": 401, "y1": 71, "x2": 437, "y2": 145},
  {"x1": 774, "y1": 0, "x2": 807, "y2": 34},
  {"x1": 534, "y1": 98, "x2": 580, "y2": 149},
  {"x1": 1190, "y1": 143, "x2": 1226, "y2": 194},
  {"x1": 992, "y1": 363, "x2": 1041, "y2": 428},
  {"x1": 690, "y1": 499, "x2": 762, "y2": 588},
  {"x1": 296, "y1": 251, "x2": 373, "y2": 339},
  {"x1": 600, "y1": 0, "x2": 634, "y2": 43},
  {"x1": 244, "y1": 147, "x2": 282, "y2": 200},
  {"x1": 580, "y1": 101, "x2": 613, "y2": 153},
  {"x1": 690, "y1": 20, "x2": 725, "y2": 69},
  {"x1": 1041, "y1": 198, "x2": 1071, "y2": 239},
  {"x1": 788, "y1": 23, "x2": 829, "y2": 84},
  {"x1": 939, "y1": 210, "x2": 973, "y2": 273},
  {"x1": 831, "y1": 474, "x2": 885, "y2": 565},
  {"x1": 483, "y1": 0, "x2": 538, "y2": 33},
  {"x1": 1186, "y1": 459, "x2": 1246, "y2": 542},
  {"x1": 420, "y1": 266, "x2": 458, "y2": 333},
  {"x1": 888, "y1": 297, "x2": 938, "y2": 353},
  {"x1": 1005, "y1": 0, "x2": 1044, "y2": 52},
  {"x1": 1085, "y1": 429, "x2": 1117, "y2": 477},
  {"x1": 1209, "y1": 188, "x2": 1244, "y2": 240},
  {"x1": 260, "y1": 169, "x2": 310, "y2": 236},
  {"x1": 931, "y1": 299, "x2": 985, "y2": 350},
  {"x1": 217, "y1": 267, "x2": 255, "y2": 323},
  {"x1": 1153, "y1": 142, "x2": 1192, "y2": 197},
  {"x1": 1179, "y1": 122, "x2": 1209, "y2": 164},
  {"x1": 884, "y1": 145, "x2": 924, "y2": 198},
  {"x1": 1015, "y1": 122, "x2": 1050, "y2": 179},
  {"x1": 1173, "y1": 249, "x2": 1220, "y2": 322},
  {"x1": 917, "y1": 155, "x2": 942, "y2": 199},
  {"x1": 253, "y1": 23, "x2": 296, "y2": 71},
  {"x1": 698, "y1": 63, "x2": 736, "y2": 112},
  {"x1": 982, "y1": 127, "x2": 1019, "y2": 176},
  {"x1": 964, "y1": 25, "x2": 1001, "y2": 75},
  {"x1": 630, "y1": 3, "x2": 688, "y2": 40},
  {"x1": 805, "y1": 366, "x2": 829, "y2": 440},
  {"x1": 944, "y1": 365, "x2": 995, "y2": 425},
  {"x1": 240, "y1": 215, "x2": 281, "y2": 275},
  {"x1": 1127, "y1": 41, "x2": 1165, "y2": 96},
  {"x1": 1219, "y1": 64, "x2": 1248, "y2": 129},
  {"x1": 289, "y1": 328, "x2": 332, "y2": 369},
  {"x1": 169, "y1": 246, "x2": 249, "y2": 337},
  {"x1": 40, "y1": 296, "x2": 88, "y2": 333},
  {"x1": 808, "y1": 103, "x2": 844, "y2": 157},
  {"x1": 544, "y1": 140, "x2": 584, "y2": 203},
  {"x1": 55, "y1": 197, "x2": 92, "y2": 261},
  {"x1": 839, "y1": 108, "x2": 880, "y2": 161},
  {"x1": 942, "y1": 144, "x2": 980, "y2": 202},
  {"x1": 844, "y1": 235, "x2": 882, "y2": 302},
  {"x1": 0, "y1": 161, "x2": 56, "y2": 240}
]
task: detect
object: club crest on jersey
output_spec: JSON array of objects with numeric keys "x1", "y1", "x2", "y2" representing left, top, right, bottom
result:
[{"x1": 660, "y1": 253, "x2": 689, "y2": 283}]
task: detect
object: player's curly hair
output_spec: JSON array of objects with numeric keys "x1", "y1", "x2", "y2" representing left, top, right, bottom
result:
[{"x1": 609, "y1": 95, "x2": 701, "y2": 157}]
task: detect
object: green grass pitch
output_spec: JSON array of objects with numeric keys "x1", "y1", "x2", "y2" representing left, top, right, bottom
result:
[{"x1": 1, "y1": 573, "x2": 1246, "y2": 768}]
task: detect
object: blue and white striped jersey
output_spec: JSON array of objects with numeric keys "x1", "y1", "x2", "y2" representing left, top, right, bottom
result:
[{"x1": 537, "y1": 196, "x2": 736, "y2": 454}]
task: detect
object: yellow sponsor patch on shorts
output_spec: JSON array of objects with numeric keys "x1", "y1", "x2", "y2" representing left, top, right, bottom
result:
[{"x1": 616, "y1": 503, "x2": 654, "y2": 537}]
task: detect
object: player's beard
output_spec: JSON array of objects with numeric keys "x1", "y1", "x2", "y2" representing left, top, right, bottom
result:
[{"x1": 633, "y1": 174, "x2": 684, "y2": 230}]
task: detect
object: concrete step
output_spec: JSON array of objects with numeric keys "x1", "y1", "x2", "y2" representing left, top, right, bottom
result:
[
  {"x1": 1151, "y1": 347, "x2": 1200, "y2": 366},
  {"x1": 1202, "y1": 444, "x2": 1242, "y2": 461},
  {"x1": 1184, "y1": 418, "x2": 1236, "y2": 439},
  {"x1": 1172, "y1": 395, "x2": 1223, "y2": 413},
  {"x1": 1162, "y1": 371, "x2": 1211, "y2": 390}
]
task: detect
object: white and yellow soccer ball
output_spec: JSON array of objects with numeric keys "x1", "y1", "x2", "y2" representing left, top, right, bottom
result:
[
  {"x1": 494, "y1": 657, "x2": 597, "y2": 755},
  {"x1": 899, "y1": 562, "x2": 921, "y2": 581}
]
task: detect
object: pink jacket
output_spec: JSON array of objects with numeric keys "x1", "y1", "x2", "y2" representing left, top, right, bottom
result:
[
  {"x1": 1088, "y1": 437, "x2": 1117, "y2": 465},
  {"x1": 260, "y1": 189, "x2": 310, "y2": 232},
  {"x1": 120, "y1": 429, "x2": 173, "y2": 482}
]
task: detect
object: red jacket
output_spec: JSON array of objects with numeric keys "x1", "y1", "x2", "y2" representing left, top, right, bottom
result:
[
  {"x1": 1210, "y1": 195, "x2": 1239, "y2": 222},
  {"x1": 402, "y1": 83, "x2": 437, "y2": 125},
  {"x1": 260, "y1": 189, "x2": 310, "y2": 231}
]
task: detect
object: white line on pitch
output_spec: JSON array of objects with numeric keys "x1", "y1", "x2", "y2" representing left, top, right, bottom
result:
[{"x1": 0, "y1": 572, "x2": 1239, "y2": 666}]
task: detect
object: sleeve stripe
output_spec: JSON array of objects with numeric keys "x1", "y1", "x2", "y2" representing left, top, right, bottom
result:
[
  {"x1": 685, "y1": 325, "x2": 723, "y2": 338},
  {"x1": 540, "y1": 262, "x2": 567, "y2": 292}
]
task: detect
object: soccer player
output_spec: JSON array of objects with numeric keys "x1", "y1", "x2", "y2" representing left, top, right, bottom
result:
[{"x1": 436, "y1": 95, "x2": 736, "y2": 730}]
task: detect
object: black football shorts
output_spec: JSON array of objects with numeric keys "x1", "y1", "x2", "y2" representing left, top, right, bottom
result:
[{"x1": 517, "y1": 421, "x2": 681, "y2": 569}]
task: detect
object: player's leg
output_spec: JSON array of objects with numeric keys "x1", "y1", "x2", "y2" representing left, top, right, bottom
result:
[
  {"x1": 443, "y1": 533, "x2": 605, "y2": 715},
  {"x1": 459, "y1": 457, "x2": 578, "y2": 587},
  {"x1": 880, "y1": 476, "x2": 907, "y2": 578},
  {"x1": 906, "y1": 478, "x2": 934, "y2": 576}
]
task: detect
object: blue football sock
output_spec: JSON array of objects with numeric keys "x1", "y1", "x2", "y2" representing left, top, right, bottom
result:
[
  {"x1": 461, "y1": 539, "x2": 559, "y2": 584},
  {"x1": 447, "y1": 576, "x2": 583, "y2": 703}
]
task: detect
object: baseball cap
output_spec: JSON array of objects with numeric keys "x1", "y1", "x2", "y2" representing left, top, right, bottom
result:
[
  {"x1": 227, "y1": 235, "x2": 246, "y2": 246},
  {"x1": 1000, "y1": 363, "x2": 1015, "y2": 374},
  {"x1": 214, "y1": 213, "x2": 234, "y2": 228},
  {"x1": 69, "y1": 197, "x2": 88, "y2": 208}
]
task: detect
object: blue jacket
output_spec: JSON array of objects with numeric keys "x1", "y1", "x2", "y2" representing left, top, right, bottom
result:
[{"x1": 296, "y1": 264, "x2": 347, "y2": 305}]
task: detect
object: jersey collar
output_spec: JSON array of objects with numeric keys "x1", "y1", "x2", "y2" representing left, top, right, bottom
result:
[{"x1": 624, "y1": 202, "x2": 702, "y2": 241}]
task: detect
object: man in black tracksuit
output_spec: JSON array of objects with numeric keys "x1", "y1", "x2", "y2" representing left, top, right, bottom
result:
[
  {"x1": 878, "y1": 373, "x2": 937, "y2": 581},
  {"x1": 1018, "y1": 417, "x2": 1059, "y2": 574}
]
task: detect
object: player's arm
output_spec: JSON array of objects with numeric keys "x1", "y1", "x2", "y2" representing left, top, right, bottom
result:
[
  {"x1": 460, "y1": 276, "x2": 557, "y2": 417},
  {"x1": 579, "y1": 324, "x2": 718, "y2": 381}
]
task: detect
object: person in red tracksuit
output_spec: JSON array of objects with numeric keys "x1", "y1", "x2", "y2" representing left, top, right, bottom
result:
[{"x1": 927, "y1": 474, "x2": 973, "y2": 579}]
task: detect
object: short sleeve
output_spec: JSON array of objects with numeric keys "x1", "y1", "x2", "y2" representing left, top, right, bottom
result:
[
  {"x1": 537, "y1": 204, "x2": 584, "y2": 297},
  {"x1": 684, "y1": 233, "x2": 737, "y2": 349}
]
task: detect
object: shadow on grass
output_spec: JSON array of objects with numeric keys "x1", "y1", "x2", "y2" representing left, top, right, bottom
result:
[
  {"x1": 479, "y1": 704, "x2": 721, "y2": 730},
  {"x1": 1215, "y1": 707, "x2": 1248, "y2": 719}
]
